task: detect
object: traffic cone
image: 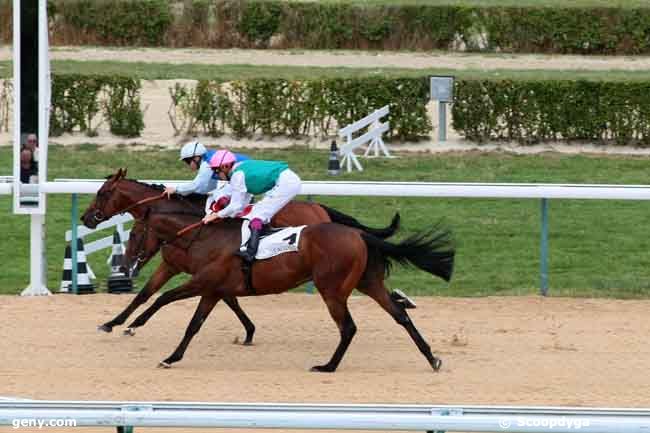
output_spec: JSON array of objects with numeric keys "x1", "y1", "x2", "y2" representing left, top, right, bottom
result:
[
  {"x1": 60, "y1": 238, "x2": 95, "y2": 294},
  {"x1": 106, "y1": 230, "x2": 133, "y2": 294}
]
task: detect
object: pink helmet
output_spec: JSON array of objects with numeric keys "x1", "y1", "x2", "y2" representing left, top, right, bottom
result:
[{"x1": 209, "y1": 150, "x2": 236, "y2": 168}]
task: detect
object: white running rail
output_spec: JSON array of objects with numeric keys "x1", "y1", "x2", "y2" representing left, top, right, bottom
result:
[{"x1": 0, "y1": 401, "x2": 649, "y2": 432}]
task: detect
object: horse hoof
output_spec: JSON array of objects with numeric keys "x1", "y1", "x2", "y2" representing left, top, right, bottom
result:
[
  {"x1": 232, "y1": 336, "x2": 254, "y2": 346},
  {"x1": 310, "y1": 365, "x2": 335, "y2": 373},
  {"x1": 123, "y1": 328, "x2": 136, "y2": 337},
  {"x1": 97, "y1": 324, "x2": 112, "y2": 333},
  {"x1": 158, "y1": 361, "x2": 172, "y2": 369},
  {"x1": 432, "y1": 358, "x2": 442, "y2": 371}
]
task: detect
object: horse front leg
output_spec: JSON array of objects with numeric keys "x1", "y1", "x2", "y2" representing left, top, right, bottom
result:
[
  {"x1": 123, "y1": 281, "x2": 203, "y2": 336},
  {"x1": 223, "y1": 297, "x2": 255, "y2": 345},
  {"x1": 99, "y1": 262, "x2": 178, "y2": 333},
  {"x1": 159, "y1": 294, "x2": 221, "y2": 368}
]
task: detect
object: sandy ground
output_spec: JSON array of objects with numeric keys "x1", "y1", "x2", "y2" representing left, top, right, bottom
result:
[
  {"x1": 8, "y1": 292, "x2": 650, "y2": 405},
  {"x1": 3, "y1": 46, "x2": 650, "y2": 71},
  {"x1": 1, "y1": 293, "x2": 650, "y2": 432},
  {"x1": 4, "y1": 47, "x2": 650, "y2": 155}
]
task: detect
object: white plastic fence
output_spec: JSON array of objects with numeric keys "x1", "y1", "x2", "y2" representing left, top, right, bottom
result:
[
  {"x1": 35, "y1": 179, "x2": 650, "y2": 200},
  {"x1": 338, "y1": 105, "x2": 391, "y2": 172},
  {"x1": 65, "y1": 213, "x2": 132, "y2": 256},
  {"x1": 6, "y1": 179, "x2": 650, "y2": 295},
  {"x1": 1, "y1": 401, "x2": 649, "y2": 432}
]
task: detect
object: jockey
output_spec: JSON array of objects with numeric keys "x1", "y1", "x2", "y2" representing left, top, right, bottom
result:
[
  {"x1": 164, "y1": 140, "x2": 248, "y2": 203},
  {"x1": 202, "y1": 150, "x2": 302, "y2": 263}
]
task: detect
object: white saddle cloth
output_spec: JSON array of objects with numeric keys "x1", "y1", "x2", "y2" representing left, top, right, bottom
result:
[{"x1": 243, "y1": 225, "x2": 306, "y2": 260}]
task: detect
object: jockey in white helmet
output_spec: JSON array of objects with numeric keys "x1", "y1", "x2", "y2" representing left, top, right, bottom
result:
[{"x1": 164, "y1": 140, "x2": 249, "y2": 199}]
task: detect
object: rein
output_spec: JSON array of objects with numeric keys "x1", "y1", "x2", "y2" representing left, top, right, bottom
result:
[
  {"x1": 135, "y1": 213, "x2": 213, "y2": 256},
  {"x1": 117, "y1": 192, "x2": 166, "y2": 215},
  {"x1": 176, "y1": 221, "x2": 204, "y2": 237}
]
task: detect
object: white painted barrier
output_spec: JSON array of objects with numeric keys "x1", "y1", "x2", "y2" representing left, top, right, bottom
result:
[
  {"x1": 1, "y1": 401, "x2": 649, "y2": 432},
  {"x1": 338, "y1": 105, "x2": 391, "y2": 172},
  {"x1": 26, "y1": 179, "x2": 650, "y2": 200},
  {"x1": 65, "y1": 213, "x2": 132, "y2": 256}
]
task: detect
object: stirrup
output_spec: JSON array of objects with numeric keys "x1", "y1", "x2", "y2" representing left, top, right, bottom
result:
[{"x1": 235, "y1": 250, "x2": 255, "y2": 263}]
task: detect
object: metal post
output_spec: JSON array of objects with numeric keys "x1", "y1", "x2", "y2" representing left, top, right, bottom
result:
[
  {"x1": 20, "y1": 213, "x2": 50, "y2": 296},
  {"x1": 71, "y1": 193, "x2": 78, "y2": 295},
  {"x1": 540, "y1": 198, "x2": 549, "y2": 296},
  {"x1": 438, "y1": 101, "x2": 447, "y2": 142}
]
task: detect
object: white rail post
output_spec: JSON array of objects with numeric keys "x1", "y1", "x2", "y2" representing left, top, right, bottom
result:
[{"x1": 20, "y1": 213, "x2": 50, "y2": 296}]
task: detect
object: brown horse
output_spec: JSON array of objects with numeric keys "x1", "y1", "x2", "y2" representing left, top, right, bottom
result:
[
  {"x1": 83, "y1": 170, "x2": 454, "y2": 372},
  {"x1": 89, "y1": 184, "x2": 400, "y2": 342}
]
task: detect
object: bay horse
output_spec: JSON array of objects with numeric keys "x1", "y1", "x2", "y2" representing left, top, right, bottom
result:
[
  {"x1": 83, "y1": 169, "x2": 454, "y2": 372},
  {"x1": 86, "y1": 179, "x2": 400, "y2": 343}
]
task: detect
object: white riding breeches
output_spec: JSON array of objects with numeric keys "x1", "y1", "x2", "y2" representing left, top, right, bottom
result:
[{"x1": 246, "y1": 169, "x2": 301, "y2": 224}]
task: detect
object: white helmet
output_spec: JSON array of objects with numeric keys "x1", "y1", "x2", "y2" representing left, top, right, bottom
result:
[{"x1": 179, "y1": 140, "x2": 207, "y2": 160}]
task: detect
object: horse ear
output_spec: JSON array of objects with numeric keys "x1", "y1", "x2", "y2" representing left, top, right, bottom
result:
[{"x1": 123, "y1": 168, "x2": 128, "y2": 178}]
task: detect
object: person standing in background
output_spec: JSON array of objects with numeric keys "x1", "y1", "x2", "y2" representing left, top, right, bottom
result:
[{"x1": 20, "y1": 133, "x2": 38, "y2": 183}]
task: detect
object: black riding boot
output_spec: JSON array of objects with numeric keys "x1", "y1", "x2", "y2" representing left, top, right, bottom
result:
[{"x1": 237, "y1": 227, "x2": 261, "y2": 263}]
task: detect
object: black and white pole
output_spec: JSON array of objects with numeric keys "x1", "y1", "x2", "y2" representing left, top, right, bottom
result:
[
  {"x1": 328, "y1": 140, "x2": 340, "y2": 176},
  {"x1": 107, "y1": 230, "x2": 133, "y2": 294}
]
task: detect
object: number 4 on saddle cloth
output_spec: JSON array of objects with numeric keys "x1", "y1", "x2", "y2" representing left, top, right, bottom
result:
[{"x1": 248, "y1": 225, "x2": 306, "y2": 260}]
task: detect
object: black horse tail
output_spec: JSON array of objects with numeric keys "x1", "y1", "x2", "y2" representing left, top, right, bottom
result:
[
  {"x1": 320, "y1": 204, "x2": 400, "y2": 239},
  {"x1": 361, "y1": 225, "x2": 455, "y2": 282}
]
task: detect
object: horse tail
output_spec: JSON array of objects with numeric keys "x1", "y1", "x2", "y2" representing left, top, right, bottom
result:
[
  {"x1": 320, "y1": 204, "x2": 400, "y2": 239},
  {"x1": 361, "y1": 224, "x2": 455, "y2": 282}
]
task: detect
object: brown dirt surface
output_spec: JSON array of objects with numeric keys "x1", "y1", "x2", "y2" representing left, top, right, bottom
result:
[{"x1": 2, "y1": 293, "x2": 650, "y2": 431}]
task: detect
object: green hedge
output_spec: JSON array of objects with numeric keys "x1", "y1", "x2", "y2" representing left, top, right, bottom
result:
[
  {"x1": 3, "y1": 0, "x2": 650, "y2": 54},
  {"x1": 50, "y1": 74, "x2": 144, "y2": 137},
  {"x1": 169, "y1": 77, "x2": 432, "y2": 140},
  {"x1": 0, "y1": 0, "x2": 9, "y2": 43},
  {"x1": 37, "y1": 0, "x2": 172, "y2": 46},
  {"x1": 452, "y1": 80, "x2": 650, "y2": 145},
  {"x1": 8, "y1": 74, "x2": 650, "y2": 145}
]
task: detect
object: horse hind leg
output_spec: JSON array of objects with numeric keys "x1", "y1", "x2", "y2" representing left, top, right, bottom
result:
[
  {"x1": 358, "y1": 280, "x2": 442, "y2": 372},
  {"x1": 310, "y1": 251, "x2": 363, "y2": 373},
  {"x1": 310, "y1": 297, "x2": 357, "y2": 373},
  {"x1": 223, "y1": 297, "x2": 255, "y2": 345}
]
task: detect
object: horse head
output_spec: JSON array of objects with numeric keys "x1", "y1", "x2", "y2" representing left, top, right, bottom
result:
[
  {"x1": 122, "y1": 216, "x2": 160, "y2": 278},
  {"x1": 81, "y1": 168, "x2": 133, "y2": 228}
]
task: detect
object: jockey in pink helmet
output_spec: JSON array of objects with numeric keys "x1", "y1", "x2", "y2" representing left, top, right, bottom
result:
[{"x1": 202, "y1": 149, "x2": 302, "y2": 263}]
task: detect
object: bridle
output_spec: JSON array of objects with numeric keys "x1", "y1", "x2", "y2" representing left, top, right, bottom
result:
[
  {"x1": 128, "y1": 210, "x2": 154, "y2": 274},
  {"x1": 127, "y1": 208, "x2": 207, "y2": 273},
  {"x1": 92, "y1": 188, "x2": 166, "y2": 224}
]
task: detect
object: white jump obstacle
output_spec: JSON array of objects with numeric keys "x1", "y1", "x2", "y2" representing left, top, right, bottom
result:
[
  {"x1": 61, "y1": 213, "x2": 133, "y2": 294},
  {"x1": 65, "y1": 213, "x2": 132, "y2": 257},
  {"x1": 338, "y1": 105, "x2": 391, "y2": 172}
]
